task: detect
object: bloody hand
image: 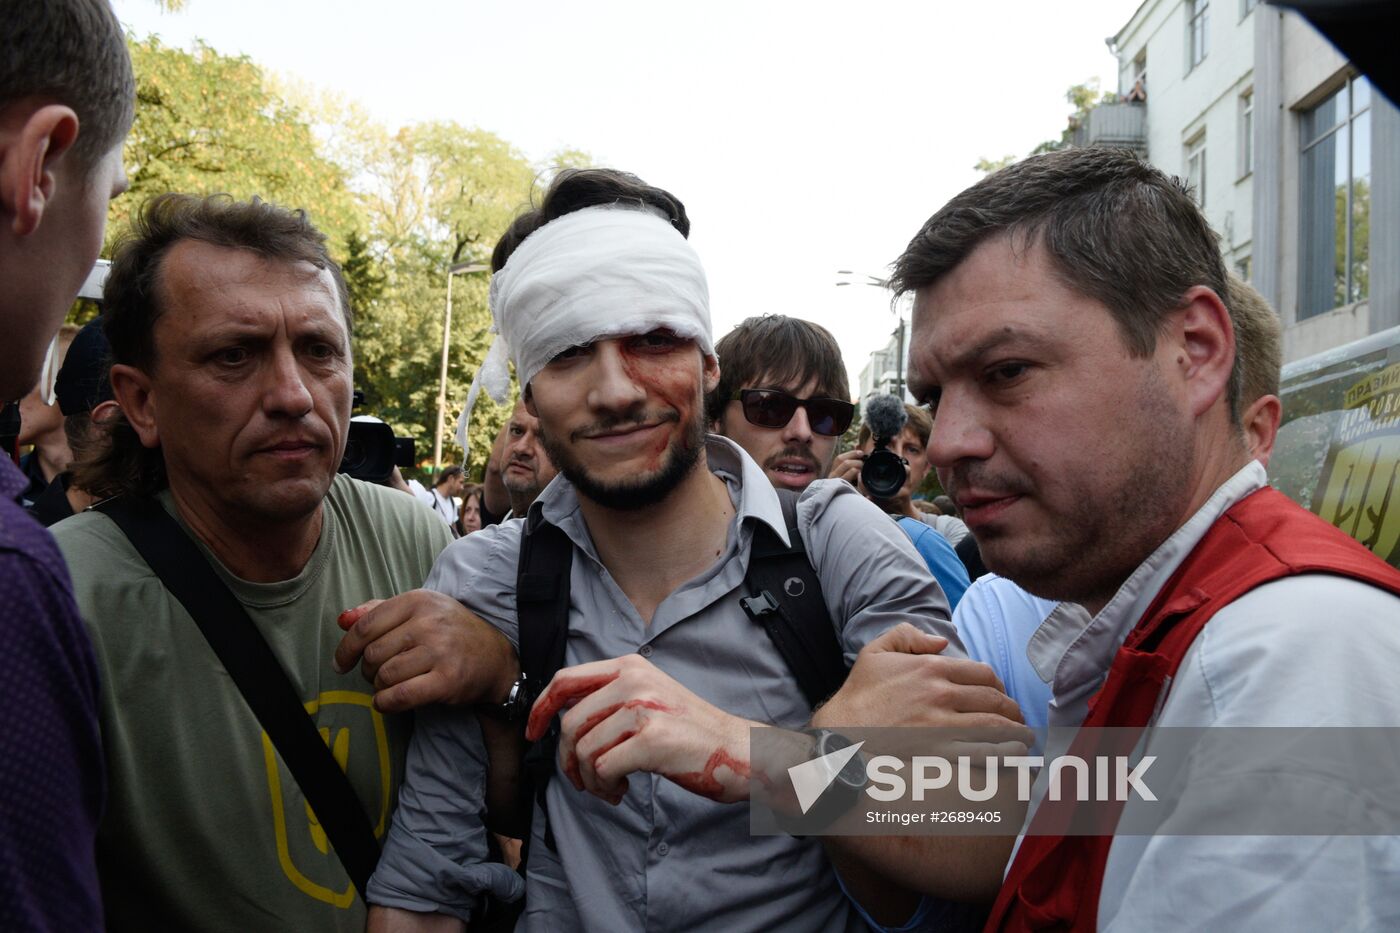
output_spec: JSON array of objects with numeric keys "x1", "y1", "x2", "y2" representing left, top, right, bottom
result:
[{"x1": 527, "y1": 654, "x2": 756, "y2": 806}]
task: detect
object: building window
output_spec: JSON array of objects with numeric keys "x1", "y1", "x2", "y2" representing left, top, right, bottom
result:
[
  {"x1": 1299, "y1": 76, "x2": 1372, "y2": 319},
  {"x1": 1186, "y1": 134, "x2": 1207, "y2": 208},
  {"x1": 1241, "y1": 0, "x2": 1257, "y2": 18},
  {"x1": 1128, "y1": 51, "x2": 1148, "y2": 99},
  {"x1": 1239, "y1": 90, "x2": 1254, "y2": 177},
  {"x1": 1188, "y1": 0, "x2": 1210, "y2": 69},
  {"x1": 1235, "y1": 254, "x2": 1252, "y2": 283}
]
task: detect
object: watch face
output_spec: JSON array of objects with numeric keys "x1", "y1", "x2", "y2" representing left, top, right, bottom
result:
[
  {"x1": 818, "y1": 731, "x2": 867, "y2": 788},
  {"x1": 835, "y1": 752, "x2": 866, "y2": 788}
]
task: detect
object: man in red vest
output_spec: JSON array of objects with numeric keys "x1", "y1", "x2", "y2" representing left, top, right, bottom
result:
[{"x1": 878, "y1": 146, "x2": 1400, "y2": 930}]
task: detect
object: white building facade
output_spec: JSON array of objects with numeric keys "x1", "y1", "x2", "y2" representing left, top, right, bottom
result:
[
  {"x1": 1106, "y1": 0, "x2": 1259, "y2": 286},
  {"x1": 857, "y1": 322, "x2": 911, "y2": 412},
  {"x1": 1095, "y1": 0, "x2": 1399, "y2": 363}
]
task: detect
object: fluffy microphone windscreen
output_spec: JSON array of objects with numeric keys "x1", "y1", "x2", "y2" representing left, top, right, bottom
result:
[{"x1": 865, "y1": 394, "x2": 908, "y2": 440}]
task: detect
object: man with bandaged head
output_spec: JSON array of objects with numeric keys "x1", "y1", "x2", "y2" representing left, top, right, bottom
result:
[{"x1": 365, "y1": 169, "x2": 1024, "y2": 931}]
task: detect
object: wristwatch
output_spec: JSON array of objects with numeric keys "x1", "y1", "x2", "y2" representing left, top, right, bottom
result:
[
  {"x1": 479, "y1": 675, "x2": 532, "y2": 722},
  {"x1": 797, "y1": 728, "x2": 868, "y2": 831}
]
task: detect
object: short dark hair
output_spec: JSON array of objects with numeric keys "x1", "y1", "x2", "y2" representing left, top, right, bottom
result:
[
  {"x1": 0, "y1": 0, "x2": 135, "y2": 163},
  {"x1": 434, "y1": 465, "x2": 464, "y2": 488},
  {"x1": 74, "y1": 193, "x2": 351, "y2": 499},
  {"x1": 706, "y1": 315, "x2": 851, "y2": 424},
  {"x1": 104, "y1": 193, "x2": 352, "y2": 371},
  {"x1": 491, "y1": 168, "x2": 690, "y2": 272},
  {"x1": 891, "y1": 147, "x2": 1239, "y2": 420}
]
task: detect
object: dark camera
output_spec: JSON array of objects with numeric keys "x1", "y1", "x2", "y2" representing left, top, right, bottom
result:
[
  {"x1": 861, "y1": 435, "x2": 908, "y2": 500},
  {"x1": 860, "y1": 393, "x2": 910, "y2": 500},
  {"x1": 340, "y1": 416, "x2": 415, "y2": 485}
]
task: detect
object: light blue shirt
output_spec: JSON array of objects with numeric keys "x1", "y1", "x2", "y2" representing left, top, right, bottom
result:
[
  {"x1": 951, "y1": 573, "x2": 1056, "y2": 732},
  {"x1": 896, "y1": 516, "x2": 971, "y2": 610}
]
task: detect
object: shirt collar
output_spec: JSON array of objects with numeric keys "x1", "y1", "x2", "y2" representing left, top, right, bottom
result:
[
  {"x1": 1027, "y1": 460, "x2": 1268, "y2": 716},
  {"x1": 524, "y1": 433, "x2": 791, "y2": 547}
]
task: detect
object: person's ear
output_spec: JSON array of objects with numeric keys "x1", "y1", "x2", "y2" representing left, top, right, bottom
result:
[
  {"x1": 1172, "y1": 285, "x2": 1235, "y2": 420},
  {"x1": 702, "y1": 353, "x2": 721, "y2": 395},
  {"x1": 1243, "y1": 393, "x2": 1283, "y2": 467},
  {"x1": 89, "y1": 399, "x2": 122, "y2": 425},
  {"x1": 0, "y1": 104, "x2": 80, "y2": 237},
  {"x1": 108, "y1": 364, "x2": 161, "y2": 449}
]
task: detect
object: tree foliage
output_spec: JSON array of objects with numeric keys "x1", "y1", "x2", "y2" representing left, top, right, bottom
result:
[
  {"x1": 117, "y1": 37, "x2": 362, "y2": 249},
  {"x1": 343, "y1": 121, "x2": 541, "y2": 473}
]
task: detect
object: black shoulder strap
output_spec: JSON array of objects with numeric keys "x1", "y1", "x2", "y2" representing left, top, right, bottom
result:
[
  {"x1": 516, "y1": 519, "x2": 573, "y2": 694},
  {"x1": 741, "y1": 488, "x2": 848, "y2": 708},
  {"x1": 514, "y1": 518, "x2": 574, "y2": 854},
  {"x1": 94, "y1": 496, "x2": 380, "y2": 901}
]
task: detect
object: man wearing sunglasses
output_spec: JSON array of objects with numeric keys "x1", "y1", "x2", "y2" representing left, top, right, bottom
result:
[{"x1": 706, "y1": 315, "x2": 855, "y2": 493}]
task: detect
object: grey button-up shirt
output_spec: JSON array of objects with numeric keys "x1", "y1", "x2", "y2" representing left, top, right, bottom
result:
[{"x1": 369, "y1": 436, "x2": 960, "y2": 931}]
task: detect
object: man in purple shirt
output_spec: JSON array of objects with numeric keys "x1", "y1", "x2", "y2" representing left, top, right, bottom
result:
[{"x1": 0, "y1": 1, "x2": 133, "y2": 928}]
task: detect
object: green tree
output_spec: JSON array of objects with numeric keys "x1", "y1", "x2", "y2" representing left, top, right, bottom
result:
[
  {"x1": 974, "y1": 155, "x2": 1017, "y2": 174},
  {"x1": 346, "y1": 122, "x2": 547, "y2": 475},
  {"x1": 115, "y1": 36, "x2": 364, "y2": 250}
]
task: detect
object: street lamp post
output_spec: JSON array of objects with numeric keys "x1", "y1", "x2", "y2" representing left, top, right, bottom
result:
[
  {"x1": 835, "y1": 270, "x2": 906, "y2": 400},
  {"x1": 433, "y1": 260, "x2": 489, "y2": 475}
]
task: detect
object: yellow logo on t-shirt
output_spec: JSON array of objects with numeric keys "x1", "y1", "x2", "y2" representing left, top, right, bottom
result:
[{"x1": 261, "y1": 691, "x2": 392, "y2": 908}]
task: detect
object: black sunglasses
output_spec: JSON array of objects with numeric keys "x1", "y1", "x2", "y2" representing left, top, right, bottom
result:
[{"x1": 731, "y1": 389, "x2": 856, "y2": 437}]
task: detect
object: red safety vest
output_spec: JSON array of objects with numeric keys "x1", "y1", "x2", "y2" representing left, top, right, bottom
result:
[{"x1": 985, "y1": 486, "x2": 1400, "y2": 932}]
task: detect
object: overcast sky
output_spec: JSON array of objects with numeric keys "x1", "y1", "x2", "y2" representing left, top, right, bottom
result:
[{"x1": 111, "y1": 0, "x2": 1143, "y2": 393}]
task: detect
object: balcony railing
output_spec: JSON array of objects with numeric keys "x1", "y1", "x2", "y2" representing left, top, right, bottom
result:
[{"x1": 1072, "y1": 102, "x2": 1147, "y2": 155}]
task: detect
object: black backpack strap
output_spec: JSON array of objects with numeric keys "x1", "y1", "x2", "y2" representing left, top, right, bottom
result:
[
  {"x1": 93, "y1": 496, "x2": 381, "y2": 901},
  {"x1": 740, "y1": 488, "x2": 848, "y2": 708},
  {"x1": 514, "y1": 518, "x2": 574, "y2": 855}
]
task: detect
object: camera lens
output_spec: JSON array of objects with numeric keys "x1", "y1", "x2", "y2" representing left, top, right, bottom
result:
[
  {"x1": 861, "y1": 448, "x2": 907, "y2": 499},
  {"x1": 339, "y1": 421, "x2": 395, "y2": 483}
]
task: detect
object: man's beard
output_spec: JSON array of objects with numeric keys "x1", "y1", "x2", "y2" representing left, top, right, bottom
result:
[
  {"x1": 502, "y1": 464, "x2": 543, "y2": 515},
  {"x1": 946, "y1": 365, "x2": 1195, "y2": 607},
  {"x1": 540, "y1": 408, "x2": 706, "y2": 512}
]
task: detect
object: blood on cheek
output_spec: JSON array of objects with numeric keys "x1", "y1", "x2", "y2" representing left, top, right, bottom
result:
[{"x1": 618, "y1": 350, "x2": 703, "y2": 472}]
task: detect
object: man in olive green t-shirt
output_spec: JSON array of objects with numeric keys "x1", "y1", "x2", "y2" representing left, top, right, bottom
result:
[{"x1": 53, "y1": 194, "x2": 453, "y2": 932}]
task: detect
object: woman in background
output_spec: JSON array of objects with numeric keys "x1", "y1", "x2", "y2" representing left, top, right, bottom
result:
[{"x1": 455, "y1": 483, "x2": 484, "y2": 537}]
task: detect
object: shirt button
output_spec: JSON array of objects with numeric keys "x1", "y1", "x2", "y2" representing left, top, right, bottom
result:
[
  {"x1": 639, "y1": 645, "x2": 654, "y2": 658},
  {"x1": 657, "y1": 842, "x2": 669, "y2": 856}
]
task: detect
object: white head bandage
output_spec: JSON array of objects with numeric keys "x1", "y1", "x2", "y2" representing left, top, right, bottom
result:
[{"x1": 455, "y1": 204, "x2": 712, "y2": 453}]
